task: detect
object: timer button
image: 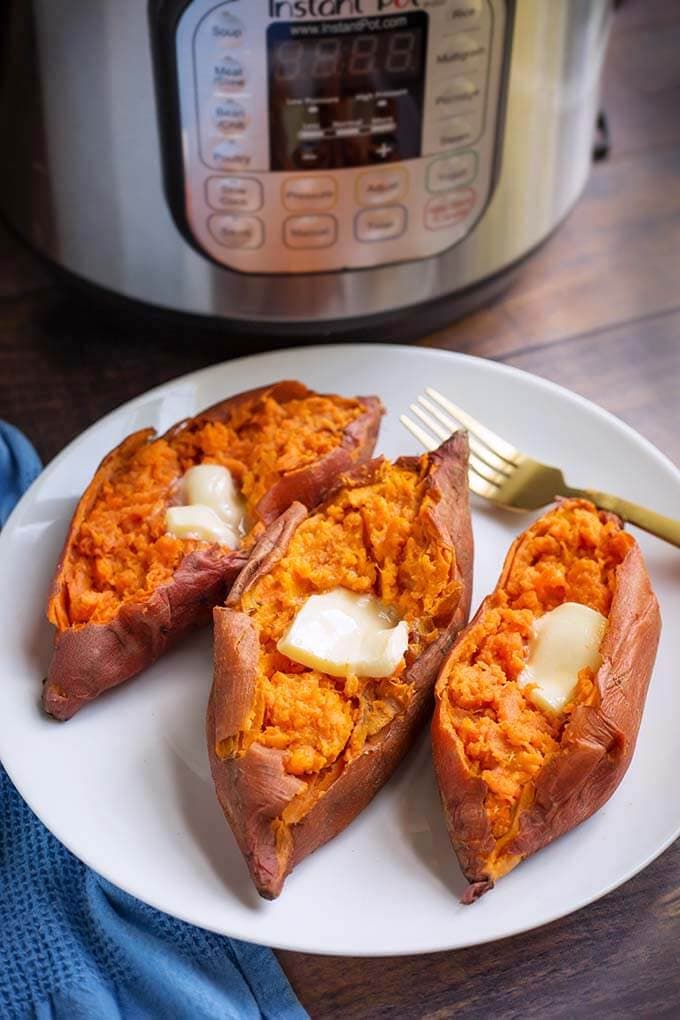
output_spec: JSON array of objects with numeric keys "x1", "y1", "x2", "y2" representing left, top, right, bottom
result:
[
  {"x1": 212, "y1": 55, "x2": 247, "y2": 93},
  {"x1": 355, "y1": 206, "x2": 407, "y2": 244},
  {"x1": 205, "y1": 136, "x2": 252, "y2": 171},
  {"x1": 284, "y1": 215, "x2": 338, "y2": 250},
  {"x1": 203, "y1": 8, "x2": 245, "y2": 47},
  {"x1": 206, "y1": 176, "x2": 263, "y2": 213},
  {"x1": 446, "y1": 0, "x2": 484, "y2": 30},
  {"x1": 211, "y1": 97, "x2": 250, "y2": 134},
  {"x1": 282, "y1": 177, "x2": 338, "y2": 213},
  {"x1": 356, "y1": 168, "x2": 408, "y2": 207},
  {"x1": 427, "y1": 151, "x2": 478, "y2": 192},
  {"x1": 425, "y1": 189, "x2": 477, "y2": 231},
  {"x1": 209, "y1": 214, "x2": 264, "y2": 249},
  {"x1": 434, "y1": 32, "x2": 487, "y2": 73}
]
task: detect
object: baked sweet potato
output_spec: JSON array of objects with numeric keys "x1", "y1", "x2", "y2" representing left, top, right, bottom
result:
[
  {"x1": 44, "y1": 381, "x2": 382, "y2": 720},
  {"x1": 207, "y1": 432, "x2": 473, "y2": 898},
  {"x1": 432, "y1": 498, "x2": 661, "y2": 902}
]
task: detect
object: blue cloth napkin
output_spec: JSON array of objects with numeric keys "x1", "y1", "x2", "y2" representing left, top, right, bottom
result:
[{"x1": 0, "y1": 422, "x2": 308, "y2": 1020}]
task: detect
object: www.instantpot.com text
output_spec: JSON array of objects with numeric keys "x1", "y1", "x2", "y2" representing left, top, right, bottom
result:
[
  {"x1": 270, "y1": 0, "x2": 423, "y2": 18},
  {"x1": 290, "y1": 16, "x2": 409, "y2": 34}
]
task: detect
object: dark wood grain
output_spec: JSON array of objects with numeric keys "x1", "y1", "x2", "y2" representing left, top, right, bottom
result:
[{"x1": 0, "y1": 2, "x2": 678, "y2": 1017}]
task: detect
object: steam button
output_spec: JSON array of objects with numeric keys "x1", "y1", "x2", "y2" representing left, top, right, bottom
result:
[{"x1": 208, "y1": 214, "x2": 264, "y2": 249}]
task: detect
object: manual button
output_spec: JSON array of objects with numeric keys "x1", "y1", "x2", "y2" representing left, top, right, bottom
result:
[
  {"x1": 208, "y1": 214, "x2": 264, "y2": 249},
  {"x1": 282, "y1": 177, "x2": 338, "y2": 213},
  {"x1": 428, "y1": 151, "x2": 477, "y2": 192},
  {"x1": 284, "y1": 215, "x2": 338, "y2": 250},
  {"x1": 355, "y1": 206, "x2": 407, "y2": 243},
  {"x1": 356, "y1": 168, "x2": 408, "y2": 207}
]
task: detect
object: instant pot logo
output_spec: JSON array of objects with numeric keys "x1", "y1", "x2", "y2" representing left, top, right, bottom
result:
[{"x1": 269, "y1": 0, "x2": 421, "y2": 17}]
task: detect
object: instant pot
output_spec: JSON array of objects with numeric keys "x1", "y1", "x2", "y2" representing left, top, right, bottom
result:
[{"x1": 0, "y1": 0, "x2": 612, "y2": 337}]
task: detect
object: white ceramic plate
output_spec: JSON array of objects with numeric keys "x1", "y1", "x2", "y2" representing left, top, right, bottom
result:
[{"x1": 1, "y1": 344, "x2": 678, "y2": 957}]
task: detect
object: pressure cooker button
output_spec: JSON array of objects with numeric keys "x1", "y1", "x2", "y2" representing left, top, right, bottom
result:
[
  {"x1": 356, "y1": 168, "x2": 408, "y2": 207},
  {"x1": 434, "y1": 32, "x2": 487, "y2": 72},
  {"x1": 282, "y1": 177, "x2": 338, "y2": 213},
  {"x1": 204, "y1": 9, "x2": 245, "y2": 47},
  {"x1": 212, "y1": 56, "x2": 247, "y2": 92},
  {"x1": 424, "y1": 189, "x2": 476, "y2": 230},
  {"x1": 206, "y1": 176, "x2": 263, "y2": 213},
  {"x1": 432, "y1": 75, "x2": 483, "y2": 117},
  {"x1": 355, "y1": 206, "x2": 407, "y2": 244},
  {"x1": 211, "y1": 97, "x2": 249, "y2": 134},
  {"x1": 206, "y1": 137, "x2": 252, "y2": 170},
  {"x1": 283, "y1": 215, "x2": 338, "y2": 250},
  {"x1": 208, "y1": 214, "x2": 264, "y2": 249},
  {"x1": 446, "y1": 0, "x2": 484, "y2": 30},
  {"x1": 427, "y1": 151, "x2": 477, "y2": 193}
]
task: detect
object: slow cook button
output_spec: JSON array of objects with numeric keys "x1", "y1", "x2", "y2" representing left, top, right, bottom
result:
[
  {"x1": 427, "y1": 151, "x2": 477, "y2": 192},
  {"x1": 206, "y1": 136, "x2": 252, "y2": 170},
  {"x1": 206, "y1": 176, "x2": 263, "y2": 212},
  {"x1": 284, "y1": 215, "x2": 338, "y2": 250},
  {"x1": 434, "y1": 32, "x2": 487, "y2": 72},
  {"x1": 431, "y1": 75, "x2": 483, "y2": 117},
  {"x1": 211, "y1": 97, "x2": 249, "y2": 134},
  {"x1": 356, "y1": 168, "x2": 408, "y2": 207},
  {"x1": 355, "y1": 205, "x2": 407, "y2": 243},
  {"x1": 425, "y1": 189, "x2": 477, "y2": 230},
  {"x1": 212, "y1": 55, "x2": 247, "y2": 92},
  {"x1": 282, "y1": 176, "x2": 338, "y2": 212},
  {"x1": 208, "y1": 213, "x2": 264, "y2": 249},
  {"x1": 202, "y1": 7, "x2": 245, "y2": 47},
  {"x1": 446, "y1": 0, "x2": 484, "y2": 29}
]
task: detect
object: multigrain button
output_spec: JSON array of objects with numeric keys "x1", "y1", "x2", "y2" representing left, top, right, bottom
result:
[
  {"x1": 284, "y1": 215, "x2": 338, "y2": 250},
  {"x1": 206, "y1": 136, "x2": 252, "y2": 170},
  {"x1": 211, "y1": 97, "x2": 250, "y2": 134},
  {"x1": 432, "y1": 75, "x2": 483, "y2": 117},
  {"x1": 447, "y1": 0, "x2": 484, "y2": 29},
  {"x1": 282, "y1": 176, "x2": 338, "y2": 212},
  {"x1": 425, "y1": 189, "x2": 476, "y2": 230},
  {"x1": 209, "y1": 214, "x2": 264, "y2": 249},
  {"x1": 206, "y1": 176, "x2": 263, "y2": 212},
  {"x1": 356, "y1": 168, "x2": 408, "y2": 207},
  {"x1": 212, "y1": 55, "x2": 247, "y2": 92},
  {"x1": 204, "y1": 8, "x2": 245, "y2": 47},
  {"x1": 427, "y1": 151, "x2": 477, "y2": 192},
  {"x1": 434, "y1": 32, "x2": 487, "y2": 72},
  {"x1": 355, "y1": 206, "x2": 407, "y2": 243}
]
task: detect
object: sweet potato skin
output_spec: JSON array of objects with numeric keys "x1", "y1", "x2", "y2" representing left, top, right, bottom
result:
[
  {"x1": 43, "y1": 382, "x2": 382, "y2": 721},
  {"x1": 431, "y1": 504, "x2": 661, "y2": 902},
  {"x1": 207, "y1": 433, "x2": 473, "y2": 898}
]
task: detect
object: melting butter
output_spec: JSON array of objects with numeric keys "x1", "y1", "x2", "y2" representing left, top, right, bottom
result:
[
  {"x1": 518, "y1": 602, "x2": 607, "y2": 713},
  {"x1": 277, "y1": 587, "x2": 409, "y2": 679},
  {"x1": 166, "y1": 464, "x2": 245, "y2": 547}
]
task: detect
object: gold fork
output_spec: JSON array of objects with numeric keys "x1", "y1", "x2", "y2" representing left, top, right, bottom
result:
[{"x1": 401, "y1": 387, "x2": 680, "y2": 548}]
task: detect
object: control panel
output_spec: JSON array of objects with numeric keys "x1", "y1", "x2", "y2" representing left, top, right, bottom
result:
[{"x1": 174, "y1": 0, "x2": 509, "y2": 274}]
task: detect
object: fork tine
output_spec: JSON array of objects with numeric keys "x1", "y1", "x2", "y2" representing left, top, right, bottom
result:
[
  {"x1": 409, "y1": 403, "x2": 451, "y2": 443},
  {"x1": 417, "y1": 396, "x2": 513, "y2": 478},
  {"x1": 467, "y1": 467, "x2": 499, "y2": 500},
  {"x1": 468, "y1": 450, "x2": 506, "y2": 488},
  {"x1": 425, "y1": 387, "x2": 523, "y2": 465},
  {"x1": 400, "y1": 414, "x2": 438, "y2": 451}
]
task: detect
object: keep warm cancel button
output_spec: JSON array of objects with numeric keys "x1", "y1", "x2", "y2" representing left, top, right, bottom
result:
[{"x1": 425, "y1": 189, "x2": 477, "y2": 230}]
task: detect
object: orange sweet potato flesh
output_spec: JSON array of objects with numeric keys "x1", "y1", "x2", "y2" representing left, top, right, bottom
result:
[
  {"x1": 207, "y1": 432, "x2": 473, "y2": 898},
  {"x1": 43, "y1": 381, "x2": 382, "y2": 720},
  {"x1": 432, "y1": 499, "x2": 661, "y2": 902}
]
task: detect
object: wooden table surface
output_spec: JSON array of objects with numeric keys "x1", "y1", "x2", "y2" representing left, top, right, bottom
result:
[{"x1": 1, "y1": 2, "x2": 679, "y2": 1016}]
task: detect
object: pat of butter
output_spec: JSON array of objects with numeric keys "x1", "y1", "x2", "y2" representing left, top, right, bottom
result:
[
  {"x1": 518, "y1": 602, "x2": 607, "y2": 713},
  {"x1": 277, "y1": 587, "x2": 409, "y2": 679},
  {"x1": 166, "y1": 464, "x2": 245, "y2": 547},
  {"x1": 165, "y1": 505, "x2": 239, "y2": 546}
]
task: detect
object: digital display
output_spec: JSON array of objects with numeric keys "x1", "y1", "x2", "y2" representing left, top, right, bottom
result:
[{"x1": 267, "y1": 14, "x2": 428, "y2": 171}]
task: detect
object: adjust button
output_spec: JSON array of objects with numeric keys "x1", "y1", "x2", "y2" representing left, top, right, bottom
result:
[
  {"x1": 284, "y1": 215, "x2": 338, "y2": 250},
  {"x1": 282, "y1": 176, "x2": 338, "y2": 213},
  {"x1": 434, "y1": 32, "x2": 487, "y2": 73},
  {"x1": 355, "y1": 205, "x2": 407, "y2": 243},
  {"x1": 427, "y1": 151, "x2": 477, "y2": 192},
  {"x1": 425, "y1": 189, "x2": 477, "y2": 231},
  {"x1": 205, "y1": 136, "x2": 252, "y2": 170},
  {"x1": 206, "y1": 176, "x2": 263, "y2": 213},
  {"x1": 356, "y1": 168, "x2": 408, "y2": 207},
  {"x1": 208, "y1": 214, "x2": 264, "y2": 249}
]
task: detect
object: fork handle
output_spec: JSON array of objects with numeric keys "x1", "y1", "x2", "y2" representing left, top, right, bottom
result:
[{"x1": 579, "y1": 489, "x2": 680, "y2": 548}]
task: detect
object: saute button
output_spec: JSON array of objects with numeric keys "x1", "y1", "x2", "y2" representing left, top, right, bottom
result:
[
  {"x1": 425, "y1": 189, "x2": 476, "y2": 230},
  {"x1": 206, "y1": 176, "x2": 263, "y2": 212},
  {"x1": 355, "y1": 205, "x2": 407, "y2": 243},
  {"x1": 427, "y1": 151, "x2": 477, "y2": 192},
  {"x1": 284, "y1": 215, "x2": 338, "y2": 250},
  {"x1": 282, "y1": 176, "x2": 338, "y2": 212},
  {"x1": 206, "y1": 136, "x2": 252, "y2": 170},
  {"x1": 203, "y1": 8, "x2": 245, "y2": 47},
  {"x1": 356, "y1": 168, "x2": 408, "y2": 207},
  {"x1": 434, "y1": 32, "x2": 487, "y2": 73},
  {"x1": 208, "y1": 214, "x2": 264, "y2": 249},
  {"x1": 212, "y1": 55, "x2": 247, "y2": 92},
  {"x1": 446, "y1": 0, "x2": 484, "y2": 30}
]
